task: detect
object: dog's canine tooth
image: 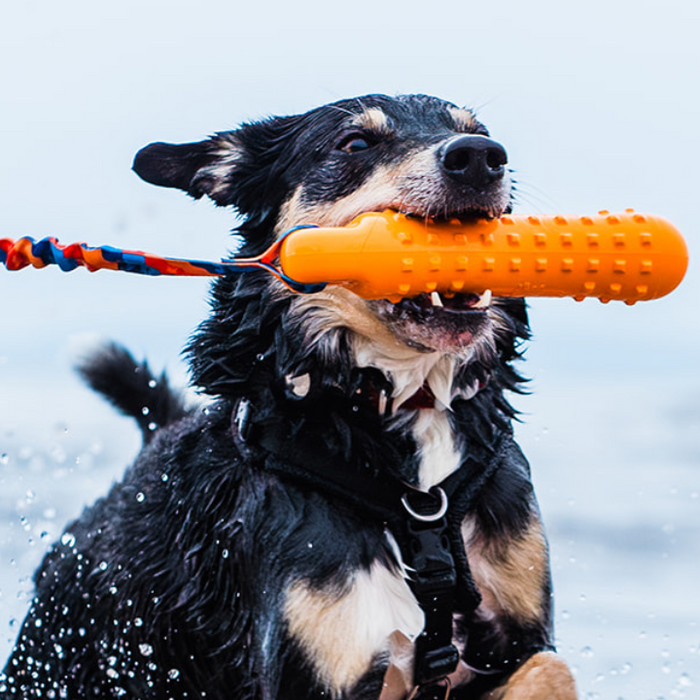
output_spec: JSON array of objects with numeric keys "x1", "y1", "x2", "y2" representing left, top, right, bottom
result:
[
  {"x1": 430, "y1": 291, "x2": 444, "y2": 308},
  {"x1": 473, "y1": 289, "x2": 492, "y2": 309}
]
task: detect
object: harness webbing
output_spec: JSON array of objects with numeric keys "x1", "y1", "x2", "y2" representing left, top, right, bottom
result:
[{"x1": 230, "y1": 371, "x2": 511, "y2": 693}]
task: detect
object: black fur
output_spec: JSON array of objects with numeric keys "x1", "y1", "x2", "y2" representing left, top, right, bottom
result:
[{"x1": 2, "y1": 95, "x2": 559, "y2": 700}]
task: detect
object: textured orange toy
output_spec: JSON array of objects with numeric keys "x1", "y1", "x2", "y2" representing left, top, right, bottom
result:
[
  {"x1": 281, "y1": 210, "x2": 688, "y2": 304},
  {"x1": 1, "y1": 210, "x2": 688, "y2": 304}
]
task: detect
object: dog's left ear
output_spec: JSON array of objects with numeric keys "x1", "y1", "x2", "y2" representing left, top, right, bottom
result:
[{"x1": 132, "y1": 133, "x2": 242, "y2": 206}]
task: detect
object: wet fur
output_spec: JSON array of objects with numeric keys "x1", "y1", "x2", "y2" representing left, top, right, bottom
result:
[{"x1": 2, "y1": 95, "x2": 576, "y2": 700}]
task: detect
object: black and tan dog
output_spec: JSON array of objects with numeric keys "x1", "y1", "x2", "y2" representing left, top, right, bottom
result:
[{"x1": 2, "y1": 94, "x2": 577, "y2": 699}]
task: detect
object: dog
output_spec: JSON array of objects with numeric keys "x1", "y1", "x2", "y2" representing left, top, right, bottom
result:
[{"x1": 1, "y1": 94, "x2": 577, "y2": 700}]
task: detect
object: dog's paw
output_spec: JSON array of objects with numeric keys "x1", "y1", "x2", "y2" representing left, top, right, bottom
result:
[{"x1": 484, "y1": 651, "x2": 577, "y2": 700}]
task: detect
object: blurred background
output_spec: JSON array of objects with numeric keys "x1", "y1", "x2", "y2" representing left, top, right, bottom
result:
[{"x1": 1, "y1": 1, "x2": 698, "y2": 697}]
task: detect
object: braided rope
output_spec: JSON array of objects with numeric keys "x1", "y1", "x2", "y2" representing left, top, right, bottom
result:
[{"x1": 0, "y1": 228, "x2": 325, "y2": 294}]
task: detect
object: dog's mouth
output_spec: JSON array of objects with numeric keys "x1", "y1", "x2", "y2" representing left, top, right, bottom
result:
[
  {"x1": 363, "y1": 207, "x2": 499, "y2": 352},
  {"x1": 399, "y1": 206, "x2": 503, "y2": 225},
  {"x1": 392, "y1": 289, "x2": 492, "y2": 315},
  {"x1": 371, "y1": 289, "x2": 492, "y2": 353}
]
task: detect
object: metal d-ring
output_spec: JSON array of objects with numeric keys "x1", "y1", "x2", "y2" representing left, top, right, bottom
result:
[{"x1": 401, "y1": 487, "x2": 448, "y2": 522}]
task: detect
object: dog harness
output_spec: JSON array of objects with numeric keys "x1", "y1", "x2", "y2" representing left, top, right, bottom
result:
[{"x1": 231, "y1": 365, "x2": 517, "y2": 699}]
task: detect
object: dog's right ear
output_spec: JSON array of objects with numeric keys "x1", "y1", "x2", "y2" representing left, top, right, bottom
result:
[{"x1": 132, "y1": 134, "x2": 241, "y2": 206}]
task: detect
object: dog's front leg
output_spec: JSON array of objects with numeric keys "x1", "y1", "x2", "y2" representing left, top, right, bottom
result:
[{"x1": 482, "y1": 651, "x2": 577, "y2": 700}]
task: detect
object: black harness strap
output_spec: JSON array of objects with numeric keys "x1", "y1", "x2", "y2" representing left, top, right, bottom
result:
[{"x1": 231, "y1": 374, "x2": 508, "y2": 693}]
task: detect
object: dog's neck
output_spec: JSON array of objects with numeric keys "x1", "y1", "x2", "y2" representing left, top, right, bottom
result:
[{"x1": 352, "y1": 335, "x2": 481, "y2": 411}]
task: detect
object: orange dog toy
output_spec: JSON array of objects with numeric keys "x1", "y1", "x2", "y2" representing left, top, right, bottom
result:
[
  {"x1": 280, "y1": 210, "x2": 688, "y2": 304},
  {"x1": 1, "y1": 210, "x2": 688, "y2": 304}
]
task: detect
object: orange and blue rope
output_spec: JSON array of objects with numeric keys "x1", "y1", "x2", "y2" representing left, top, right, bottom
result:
[{"x1": 0, "y1": 228, "x2": 326, "y2": 294}]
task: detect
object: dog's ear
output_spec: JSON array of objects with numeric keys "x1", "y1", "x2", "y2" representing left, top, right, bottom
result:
[{"x1": 132, "y1": 133, "x2": 242, "y2": 206}]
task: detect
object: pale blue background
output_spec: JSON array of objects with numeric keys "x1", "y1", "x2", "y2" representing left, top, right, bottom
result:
[{"x1": 1, "y1": 1, "x2": 699, "y2": 697}]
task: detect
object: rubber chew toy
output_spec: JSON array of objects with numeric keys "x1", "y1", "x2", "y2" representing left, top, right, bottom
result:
[
  {"x1": 281, "y1": 210, "x2": 689, "y2": 303},
  {"x1": 1, "y1": 210, "x2": 688, "y2": 303}
]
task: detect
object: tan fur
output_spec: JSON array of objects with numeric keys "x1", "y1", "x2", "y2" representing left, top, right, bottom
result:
[
  {"x1": 275, "y1": 149, "x2": 442, "y2": 234},
  {"x1": 447, "y1": 107, "x2": 479, "y2": 133},
  {"x1": 463, "y1": 516, "x2": 549, "y2": 625},
  {"x1": 484, "y1": 652, "x2": 577, "y2": 700},
  {"x1": 284, "y1": 563, "x2": 423, "y2": 696},
  {"x1": 351, "y1": 107, "x2": 394, "y2": 136},
  {"x1": 291, "y1": 286, "x2": 404, "y2": 348}
]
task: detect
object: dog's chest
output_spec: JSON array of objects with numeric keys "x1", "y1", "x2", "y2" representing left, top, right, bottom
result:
[
  {"x1": 411, "y1": 408, "x2": 461, "y2": 490},
  {"x1": 283, "y1": 408, "x2": 465, "y2": 695}
]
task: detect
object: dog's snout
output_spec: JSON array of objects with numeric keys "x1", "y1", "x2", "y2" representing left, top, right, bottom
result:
[{"x1": 440, "y1": 135, "x2": 508, "y2": 186}]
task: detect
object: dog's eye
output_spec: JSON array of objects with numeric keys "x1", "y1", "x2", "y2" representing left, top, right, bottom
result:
[{"x1": 337, "y1": 134, "x2": 373, "y2": 154}]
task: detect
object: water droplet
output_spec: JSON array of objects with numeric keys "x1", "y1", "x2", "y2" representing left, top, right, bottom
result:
[
  {"x1": 580, "y1": 646, "x2": 594, "y2": 658},
  {"x1": 677, "y1": 672, "x2": 693, "y2": 687},
  {"x1": 307, "y1": 542, "x2": 314, "y2": 549},
  {"x1": 98, "y1": 561, "x2": 109, "y2": 571},
  {"x1": 561, "y1": 610, "x2": 570, "y2": 620},
  {"x1": 25, "y1": 490, "x2": 36, "y2": 503},
  {"x1": 148, "y1": 422, "x2": 157, "y2": 431},
  {"x1": 134, "y1": 618, "x2": 143, "y2": 627},
  {"x1": 141, "y1": 407, "x2": 150, "y2": 416},
  {"x1": 168, "y1": 669, "x2": 180, "y2": 680},
  {"x1": 161, "y1": 473, "x2": 169, "y2": 482},
  {"x1": 61, "y1": 533, "x2": 76, "y2": 548},
  {"x1": 148, "y1": 379, "x2": 157, "y2": 389},
  {"x1": 1, "y1": 453, "x2": 9, "y2": 465},
  {"x1": 136, "y1": 493, "x2": 145, "y2": 503},
  {"x1": 221, "y1": 549, "x2": 229, "y2": 559},
  {"x1": 106, "y1": 668, "x2": 120, "y2": 679},
  {"x1": 139, "y1": 643, "x2": 154, "y2": 657}
]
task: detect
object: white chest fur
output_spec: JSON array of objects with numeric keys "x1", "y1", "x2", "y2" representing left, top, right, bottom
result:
[
  {"x1": 284, "y1": 557, "x2": 424, "y2": 696},
  {"x1": 411, "y1": 408, "x2": 461, "y2": 490}
]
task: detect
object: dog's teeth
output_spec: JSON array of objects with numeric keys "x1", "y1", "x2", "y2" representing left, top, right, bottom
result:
[
  {"x1": 430, "y1": 291, "x2": 444, "y2": 308},
  {"x1": 473, "y1": 289, "x2": 492, "y2": 309}
]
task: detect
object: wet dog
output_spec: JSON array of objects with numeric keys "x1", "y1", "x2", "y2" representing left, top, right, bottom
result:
[{"x1": 2, "y1": 95, "x2": 577, "y2": 699}]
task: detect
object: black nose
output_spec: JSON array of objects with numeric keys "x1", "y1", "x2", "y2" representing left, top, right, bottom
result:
[{"x1": 440, "y1": 135, "x2": 508, "y2": 186}]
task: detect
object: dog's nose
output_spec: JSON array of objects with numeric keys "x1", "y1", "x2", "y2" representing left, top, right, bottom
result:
[{"x1": 440, "y1": 135, "x2": 508, "y2": 186}]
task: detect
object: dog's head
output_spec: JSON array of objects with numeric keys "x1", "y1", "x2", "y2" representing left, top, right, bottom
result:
[{"x1": 133, "y1": 94, "x2": 528, "y2": 409}]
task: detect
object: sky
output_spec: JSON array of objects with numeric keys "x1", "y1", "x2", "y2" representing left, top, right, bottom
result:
[{"x1": 1, "y1": 1, "x2": 699, "y2": 697}]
